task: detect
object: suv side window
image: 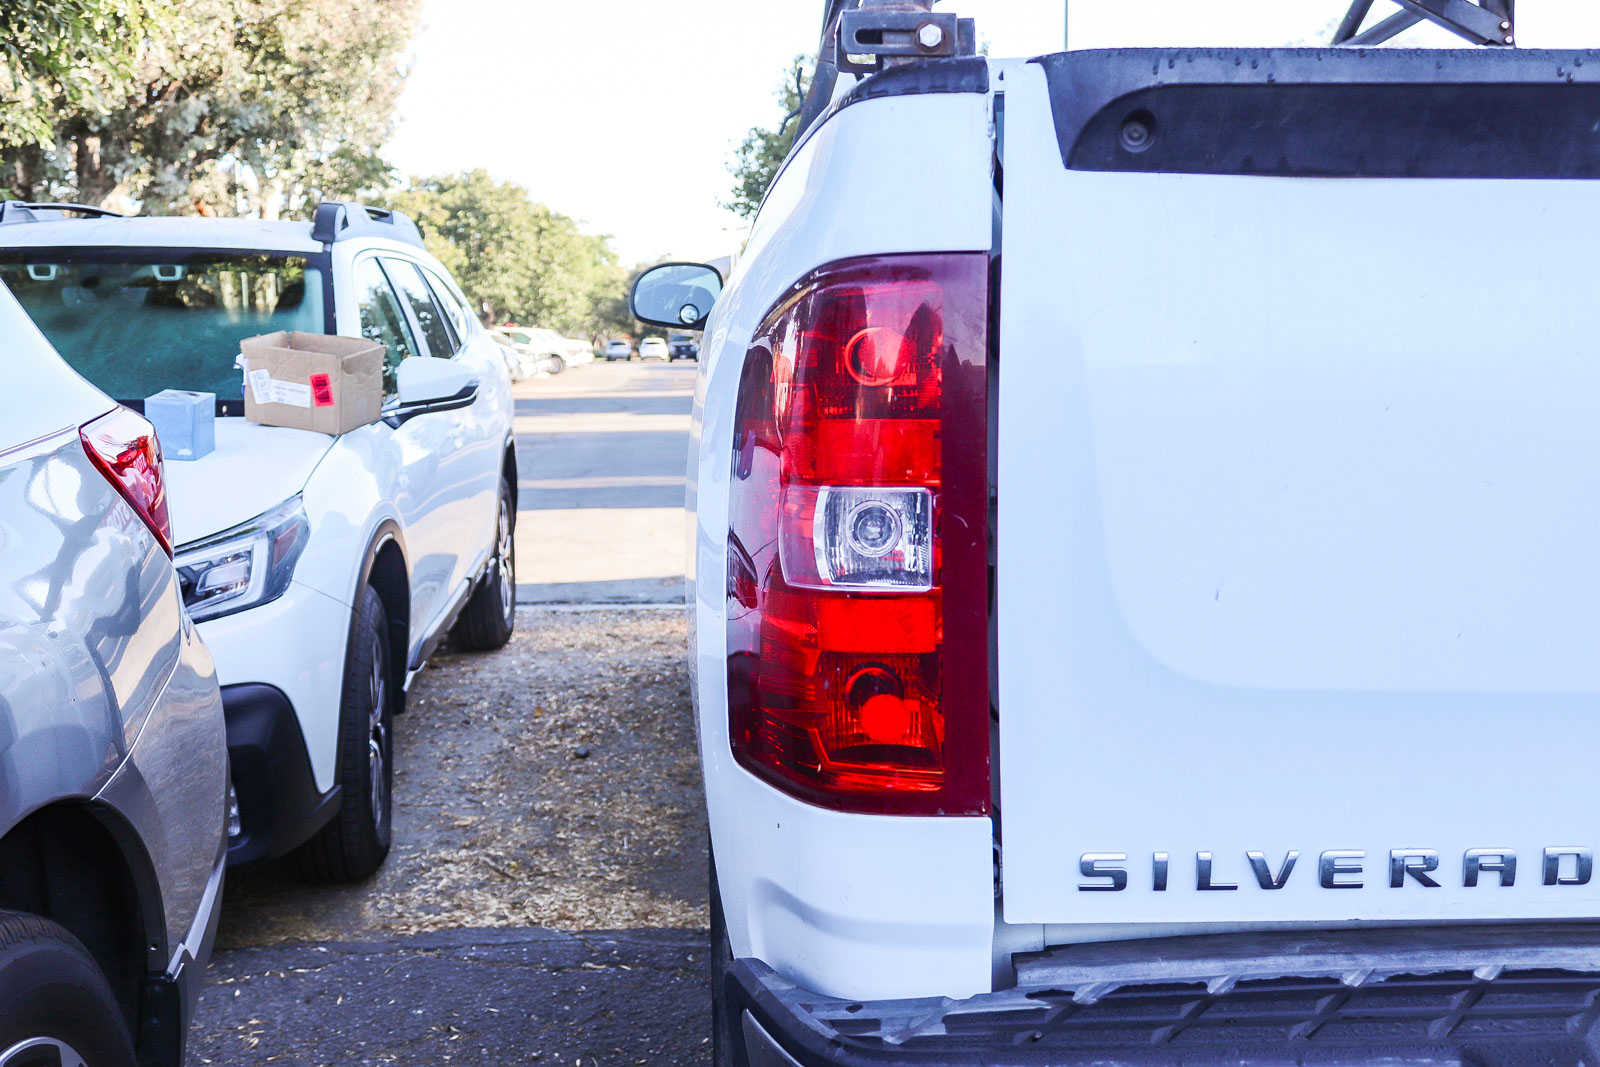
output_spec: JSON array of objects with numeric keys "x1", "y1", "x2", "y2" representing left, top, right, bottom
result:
[
  {"x1": 383, "y1": 258, "x2": 456, "y2": 358},
  {"x1": 422, "y1": 267, "x2": 472, "y2": 344},
  {"x1": 354, "y1": 257, "x2": 418, "y2": 397}
]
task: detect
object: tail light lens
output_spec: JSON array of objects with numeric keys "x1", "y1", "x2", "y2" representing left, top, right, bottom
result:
[
  {"x1": 81, "y1": 406, "x2": 173, "y2": 556},
  {"x1": 726, "y1": 254, "x2": 990, "y2": 815}
]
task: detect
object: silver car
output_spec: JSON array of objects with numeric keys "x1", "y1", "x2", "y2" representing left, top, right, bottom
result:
[{"x1": 0, "y1": 287, "x2": 227, "y2": 1065}]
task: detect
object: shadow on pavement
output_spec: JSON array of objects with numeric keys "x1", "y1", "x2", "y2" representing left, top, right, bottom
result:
[
  {"x1": 516, "y1": 394, "x2": 693, "y2": 417},
  {"x1": 517, "y1": 577, "x2": 684, "y2": 604},
  {"x1": 192, "y1": 927, "x2": 710, "y2": 1064}
]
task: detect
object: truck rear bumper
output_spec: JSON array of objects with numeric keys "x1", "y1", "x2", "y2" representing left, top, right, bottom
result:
[{"x1": 730, "y1": 924, "x2": 1600, "y2": 1066}]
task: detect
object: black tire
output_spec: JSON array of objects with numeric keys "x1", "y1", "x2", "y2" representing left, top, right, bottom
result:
[
  {"x1": 710, "y1": 858, "x2": 738, "y2": 1067},
  {"x1": 452, "y1": 477, "x2": 516, "y2": 651},
  {"x1": 293, "y1": 586, "x2": 392, "y2": 883},
  {"x1": 0, "y1": 911, "x2": 136, "y2": 1066},
  {"x1": 547, "y1": 355, "x2": 566, "y2": 374}
]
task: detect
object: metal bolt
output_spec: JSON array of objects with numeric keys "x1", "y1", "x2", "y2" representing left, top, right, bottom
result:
[
  {"x1": 1120, "y1": 117, "x2": 1154, "y2": 152},
  {"x1": 916, "y1": 21, "x2": 944, "y2": 50},
  {"x1": 1501, "y1": 20, "x2": 1511, "y2": 29},
  {"x1": 1504, "y1": 34, "x2": 1515, "y2": 44}
]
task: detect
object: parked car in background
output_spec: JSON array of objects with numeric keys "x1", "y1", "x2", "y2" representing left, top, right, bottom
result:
[
  {"x1": 604, "y1": 339, "x2": 633, "y2": 361},
  {"x1": 633, "y1": 10, "x2": 1600, "y2": 1065},
  {"x1": 0, "y1": 200, "x2": 519, "y2": 885},
  {"x1": 496, "y1": 325, "x2": 594, "y2": 375},
  {"x1": 493, "y1": 341, "x2": 532, "y2": 382},
  {"x1": 494, "y1": 325, "x2": 558, "y2": 375},
  {"x1": 637, "y1": 336, "x2": 669, "y2": 361},
  {"x1": 668, "y1": 332, "x2": 698, "y2": 360},
  {"x1": 562, "y1": 335, "x2": 595, "y2": 367},
  {"x1": 0, "y1": 284, "x2": 227, "y2": 1065}
]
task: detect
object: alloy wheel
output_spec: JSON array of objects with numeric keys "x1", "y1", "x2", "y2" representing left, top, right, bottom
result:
[
  {"x1": 0, "y1": 1038, "x2": 88, "y2": 1067},
  {"x1": 495, "y1": 497, "x2": 514, "y2": 623},
  {"x1": 367, "y1": 643, "x2": 388, "y2": 831}
]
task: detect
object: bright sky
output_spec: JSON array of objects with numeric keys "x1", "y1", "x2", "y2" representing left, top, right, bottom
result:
[{"x1": 386, "y1": 2, "x2": 1600, "y2": 265}]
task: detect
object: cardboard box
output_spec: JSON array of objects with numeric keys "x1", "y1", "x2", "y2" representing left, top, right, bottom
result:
[
  {"x1": 145, "y1": 389, "x2": 215, "y2": 460},
  {"x1": 239, "y1": 331, "x2": 384, "y2": 435}
]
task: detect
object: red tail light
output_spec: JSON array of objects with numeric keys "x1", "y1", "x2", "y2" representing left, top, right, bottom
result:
[
  {"x1": 727, "y1": 254, "x2": 990, "y2": 815},
  {"x1": 81, "y1": 407, "x2": 173, "y2": 556}
]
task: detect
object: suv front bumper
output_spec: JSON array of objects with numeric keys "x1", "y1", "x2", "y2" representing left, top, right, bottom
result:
[
  {"x1": 221, "y1": 682, "x2": 339, "y2": 864},
  {"x1": 196, "y1": 578, "x2": 351, "y2": 864},
  {"x1": 729, "y1": 924, "x2": 1600, "y2": 1066}
]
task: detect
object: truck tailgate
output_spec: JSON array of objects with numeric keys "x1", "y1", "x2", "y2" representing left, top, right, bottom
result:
[{"x1": 996, "y1": 49, "x2": 1600, "y2": 926}]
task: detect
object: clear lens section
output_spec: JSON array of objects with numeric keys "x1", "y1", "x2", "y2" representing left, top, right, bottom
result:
[
  {"x1": 175, "y1": 496, "x2": 310, "y2": 622},
  {"x1": 811, "y1": 486, "x2": 932, "y2": 590}
]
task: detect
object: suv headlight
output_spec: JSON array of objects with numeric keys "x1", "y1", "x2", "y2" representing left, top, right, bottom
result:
[{"x1": 174, "y1": 496, "x2": 310, "y2": 623}]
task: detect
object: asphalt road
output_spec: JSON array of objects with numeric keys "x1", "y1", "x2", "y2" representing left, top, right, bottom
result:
[
  {"x1": 512, "y1": 359, "x2": 696, "y2": 605},
  {"x1": 190, "y1": 358, "x2": 710, "y2": 1064}
]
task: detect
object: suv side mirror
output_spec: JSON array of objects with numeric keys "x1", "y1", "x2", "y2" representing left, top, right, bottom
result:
[
  {"x1": 630, "y1": 262, "x2": 723, "y2": 331},
  {"x1": 385, "y1": 356, "x2": 478, "y2": 427}
]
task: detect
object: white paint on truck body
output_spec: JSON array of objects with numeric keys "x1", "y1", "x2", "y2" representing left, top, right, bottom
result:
[{"x1": 690, "y1": 90, "x2": 999, "y2": 1000}]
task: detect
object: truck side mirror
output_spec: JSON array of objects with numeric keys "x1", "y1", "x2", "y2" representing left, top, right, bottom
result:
[{"x1": 631, "y1": 262, "x2": 723, "y2": 331}]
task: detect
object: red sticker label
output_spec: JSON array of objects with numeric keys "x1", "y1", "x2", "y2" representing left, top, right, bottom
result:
[{"x1": 309, "y1": 373, "x2": 334, "y2": 407}]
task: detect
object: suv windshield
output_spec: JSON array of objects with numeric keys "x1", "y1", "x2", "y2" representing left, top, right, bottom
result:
[{"x1": 0, "y1": 250, "x2": 326, "y2": 402}]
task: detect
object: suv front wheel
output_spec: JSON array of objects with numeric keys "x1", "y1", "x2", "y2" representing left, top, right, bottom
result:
[{"x1": 294, "y1": 586, "x2": 393, "y2": 882}]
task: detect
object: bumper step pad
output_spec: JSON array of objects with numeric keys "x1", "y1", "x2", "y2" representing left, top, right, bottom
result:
[{"x1": 733, "y1": 925, "x2": 1600, "y2": 1065}]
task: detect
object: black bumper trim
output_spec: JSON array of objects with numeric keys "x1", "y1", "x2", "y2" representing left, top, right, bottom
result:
[
  {"x1": 728, "y1": 924, "x2": 1600, "y2": 1065},
  {"x1": 221, "y1": 683, "x2": 339, "y2": 865}
]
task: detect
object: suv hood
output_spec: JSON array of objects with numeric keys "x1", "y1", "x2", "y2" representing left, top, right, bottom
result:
[{"x1": 165, "y1": 419, "x2": 335, "y2": 547}]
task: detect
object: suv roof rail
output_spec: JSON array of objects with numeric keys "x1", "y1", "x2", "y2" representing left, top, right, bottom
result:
[
  {"x1": 311, "y1": 201, "x2": 425, "y2": 250},
  {"x1": 0, "y1": 201, "x2": 128, "y2": 225}
]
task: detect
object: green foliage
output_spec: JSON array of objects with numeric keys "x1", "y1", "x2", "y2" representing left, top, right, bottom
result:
[
  {"x1": 724, "y1": 55, "x2": 811, "y2": 220},
  {"x1": 385, "y1": 170, "x2": 628, "y2": 338},
  {"x1": 0, "y1": 0, "x2": 147, "y2": 153},
  {"x1": 0, "y1": 0, "x2": 418, "y2": 214},
  {"x1": 0, "y1": 4, "x2": 633, "y2": 336}
]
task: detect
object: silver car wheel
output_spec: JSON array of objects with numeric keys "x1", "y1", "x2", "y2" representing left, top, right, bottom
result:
[
  {"x1": 367, "y1": 645, "x2": 387, "y2": 830},
  {"x1": 495, "y1": 497, "x2": 514, "y2": 623},
  {"x1": 0, "y1": 1037, "x2": 88, "y2": 1067}
]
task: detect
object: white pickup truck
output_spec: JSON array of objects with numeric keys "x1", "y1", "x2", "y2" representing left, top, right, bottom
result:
[{"x1": 634, "y1": 3, "x2": 1600, "y2": 1063}]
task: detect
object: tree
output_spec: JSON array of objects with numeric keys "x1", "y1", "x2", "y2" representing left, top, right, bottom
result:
[
  {"x1": 385, "y1": 170, "x2": 628, "y2": 338},
  {"x1": 1, "y1": 0, "x2": 419, "y2": 215},
  {"x1": 0, "y1": 0, "x2": 147, "y2": 156},
  {"x1": 723, "y1": 55, "x2": 810, "y2": 220}
]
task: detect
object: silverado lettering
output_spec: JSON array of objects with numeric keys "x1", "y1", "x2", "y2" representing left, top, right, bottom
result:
[{"x1": 1077, "y1": 849, "x2": 1595, "y2": 890}]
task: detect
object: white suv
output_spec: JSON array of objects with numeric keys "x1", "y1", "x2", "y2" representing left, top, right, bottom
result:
[{"x1": 0, "y1": 200, "x2": 518, "y2": 882}]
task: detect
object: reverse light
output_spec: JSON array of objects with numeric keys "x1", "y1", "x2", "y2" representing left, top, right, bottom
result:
[
  {"x1": 80, "y1": 406, "x2": 173, "y2": 556},
  {"x1": 780, "y1": 486, "x2": 933, "y2": 591},
  {"x1": 174, "y1": 496, "x2": 310, "y2": 622},
  {"x1": 726, "y1": 254, "x2": 990, "y2": 816}
]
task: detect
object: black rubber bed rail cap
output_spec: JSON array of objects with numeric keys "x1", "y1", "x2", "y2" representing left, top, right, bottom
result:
[{"x1": 1036, "y1": 47, "x2": 1600, "y2": 179}]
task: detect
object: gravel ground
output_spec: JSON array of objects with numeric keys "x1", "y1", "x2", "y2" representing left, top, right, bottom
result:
[{"x1": 189, "y1": 607, "x2": 710, "y2": 1063}]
